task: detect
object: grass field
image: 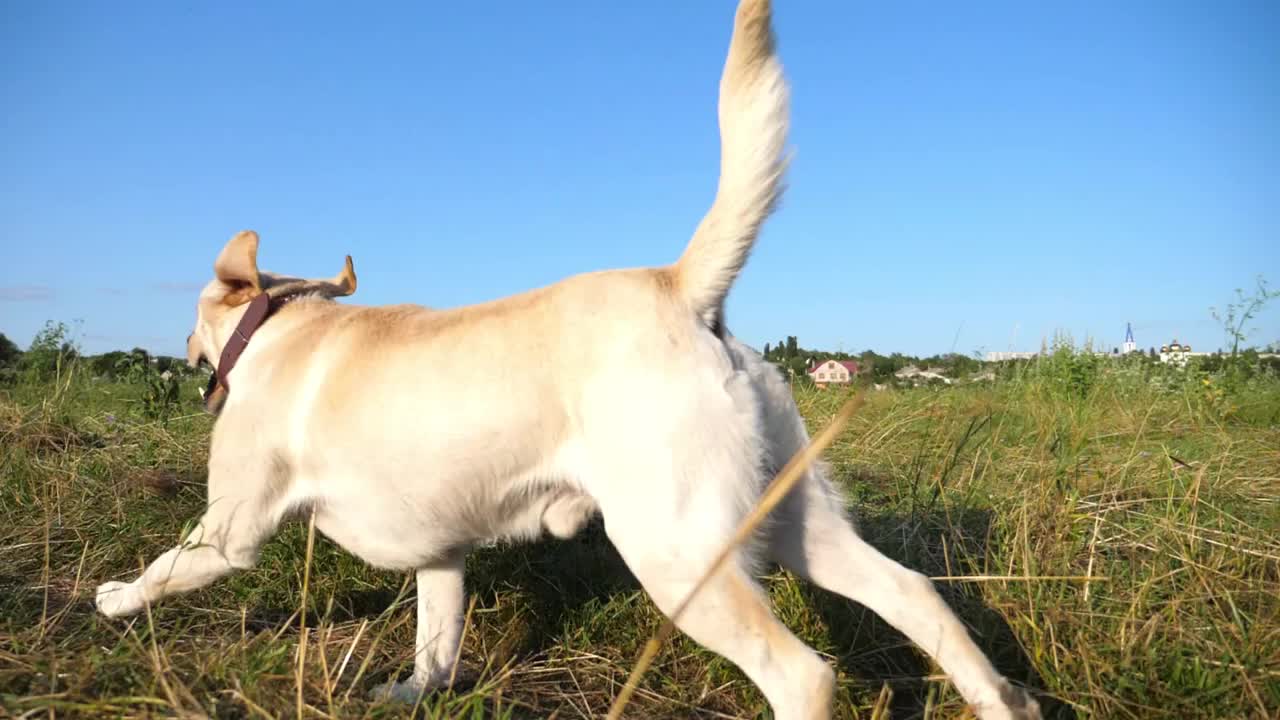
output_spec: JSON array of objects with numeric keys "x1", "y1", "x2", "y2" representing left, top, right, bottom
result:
[{"x1": 2, "y1": 353, "x2": 1278, "y2": 719}]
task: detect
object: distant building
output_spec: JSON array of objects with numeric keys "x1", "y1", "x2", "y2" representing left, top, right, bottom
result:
[
  {"x1": 808, "y1": 359, "x2": 859, "y2": 386},
  {"x1": 1158, "y1": 339, "x2": 1200, "y2": 367},
  {"x1": 984, "y1": 351, "x2": 1037, "y2": 362},
  {"x1": 1122, "y1": 322, "x2": 1137, "y2": 354},
  {"x1": 894, "y1": 365, "x2": 952, "y2": 385}
]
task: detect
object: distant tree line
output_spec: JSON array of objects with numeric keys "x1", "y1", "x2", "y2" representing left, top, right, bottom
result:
[
  {"x1": 761, "y1": 335, "x2": 982, "y2": 384},
  {"x1": 0, "y1": 322, "x2": 193, "y2": 386}
]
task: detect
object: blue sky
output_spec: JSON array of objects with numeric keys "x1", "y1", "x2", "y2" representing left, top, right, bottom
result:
[{"x1": 3, "y1": 0, "x2": 1277, "y2": 358}]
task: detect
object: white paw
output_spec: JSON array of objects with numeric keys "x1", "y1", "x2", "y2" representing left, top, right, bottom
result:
[
  {"x1": 370, "y1": 667, "x2": 462, "y2": 704},
  {"x1": 370, "y1": 678, "x2": 433, "y2": 704},
  {"x1": 977, "y1": 681, "x2": 1042, "y2": 720},
  {"x1": 542, "y1": 494, "x2": 598, "y2": 539},
  {"x1": 95, "y1": 580, "x2": 144, "y2": 618}
]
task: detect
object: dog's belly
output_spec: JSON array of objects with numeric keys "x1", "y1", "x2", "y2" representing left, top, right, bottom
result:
[
  {"x1": 311, "y1": 499, "x2": 454, "y2": 569},
  {"x1": 290, "y1": 393, "x2": 589, "y2": 569},
  {"x1": 304, "y1": 471, "x2": 589, "y2": 570}
]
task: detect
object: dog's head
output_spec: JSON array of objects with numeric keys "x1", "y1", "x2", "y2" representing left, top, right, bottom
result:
[{"x1": 186, "y1": 230, "x2": 357, "y2": 376}]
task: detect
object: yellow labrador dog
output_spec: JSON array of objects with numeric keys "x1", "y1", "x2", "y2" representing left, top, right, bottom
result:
[{"x1": 95, "y1": 2, "x2": 1039, "y2": 718}]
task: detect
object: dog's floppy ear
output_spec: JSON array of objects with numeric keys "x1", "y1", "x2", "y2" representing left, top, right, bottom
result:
[
  {"x1": 214, "y1": 230, "x2": 262, "y2": 294},
  {"x1": 263, "y1": 254, "x2": 358, "y2": 301},
  {"x1": 327, "y1": 255, "x2": 357, "y2": 297}
]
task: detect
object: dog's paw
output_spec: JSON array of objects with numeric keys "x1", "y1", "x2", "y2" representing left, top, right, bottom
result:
[
  {"x1": 95, "y1": 580, "x2": 144, "y2": 618},
  {"x1": 370, "y1": 677, "x2": 434, "y2": 704},
  {"x1": 976, "y1": 680, "x2": 1042, "y2": 720},
  {"x1": 541, "y1": 493, "x2": 598, "y2": 539}
]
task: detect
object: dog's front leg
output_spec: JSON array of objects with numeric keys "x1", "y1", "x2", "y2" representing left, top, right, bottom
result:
[
  {"x1": 95, "y1": 496, "x2": 276, "y2": 618},
  {"x1": 372, "y1": 553, "x2": 467, "y2": 703}
]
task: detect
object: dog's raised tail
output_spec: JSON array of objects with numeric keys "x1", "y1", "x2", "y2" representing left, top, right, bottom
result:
[{"x1": 673, "y1": 0, "x2": 790, "y2": 326}]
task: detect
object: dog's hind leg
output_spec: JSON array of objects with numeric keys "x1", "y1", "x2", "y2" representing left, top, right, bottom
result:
[
  {"x1": 743, "y1": 370, "x2": 1041, "y2": 718},
  {"x1": 619, "y1": 543, "x2": 834, "y2": 720},
  {"x1": 371, "y1": 553, "x2": 467, "y2": 702},
  {"x1": 768, "y1": 496, "x2": 1040, "y2": 720},
  {"x1": 95, "y1": 457, "x2": 291, "y2": 618},
  {"x1": 589, "y1": 371, "x2": 835, "y2": 720}
]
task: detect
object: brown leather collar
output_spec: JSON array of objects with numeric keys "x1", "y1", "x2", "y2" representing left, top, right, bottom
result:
[{"x1": 201, "y1": 292, "x2": 276, "y2": 413}]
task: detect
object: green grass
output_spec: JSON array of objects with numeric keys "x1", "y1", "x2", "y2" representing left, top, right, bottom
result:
[{"x1": 2, "y1": 359, "x2": 1277, "y2": 719}]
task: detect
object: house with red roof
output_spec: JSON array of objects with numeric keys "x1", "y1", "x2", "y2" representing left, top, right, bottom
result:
[{"x1": 807, "y1": 358, "x2": 859, "y2": 386}]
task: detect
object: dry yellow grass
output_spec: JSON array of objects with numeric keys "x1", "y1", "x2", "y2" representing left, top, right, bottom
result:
[{"x1": 2, "y1": 357, "x2": 1278, "y2": 718}]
